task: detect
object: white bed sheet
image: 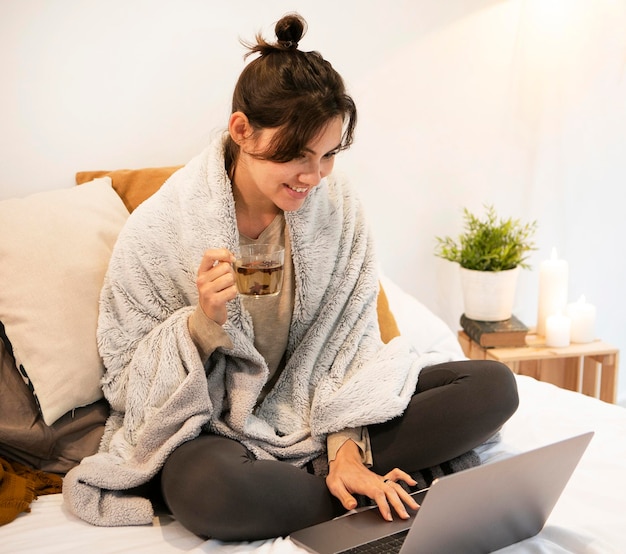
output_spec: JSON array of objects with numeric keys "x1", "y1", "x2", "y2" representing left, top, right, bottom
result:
[{"x1": 2, "y1": 279, "x2": 624, "y2": 553}]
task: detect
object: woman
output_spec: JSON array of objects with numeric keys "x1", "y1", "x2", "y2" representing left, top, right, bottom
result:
[{"x1": 64, "y1": 13, "x2": 518, "y2": 542}]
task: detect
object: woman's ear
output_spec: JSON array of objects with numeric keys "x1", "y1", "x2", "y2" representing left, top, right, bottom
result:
[{"x1": 228, "y1": 112, "x2": 251, "y2": 144}]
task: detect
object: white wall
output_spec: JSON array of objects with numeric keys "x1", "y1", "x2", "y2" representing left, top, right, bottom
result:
[{"x1": 2, "y1": 0, "x2": 625, "y2": 404}]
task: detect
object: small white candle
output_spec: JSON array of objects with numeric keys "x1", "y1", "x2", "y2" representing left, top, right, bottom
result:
[
  {"x1": 536, "y1": 247, "x2": 568, "y2": 336},
  {"x1": 545, "y1": 312, "x2": 571, "y2": 347},
  {"x1": 566, "y1": 295, "x2": 596, "y2": 343}
]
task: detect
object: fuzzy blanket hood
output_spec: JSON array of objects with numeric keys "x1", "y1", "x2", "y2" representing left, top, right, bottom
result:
[{"x1": 63, "y1": 135, "x2": 451, "y2": 526}]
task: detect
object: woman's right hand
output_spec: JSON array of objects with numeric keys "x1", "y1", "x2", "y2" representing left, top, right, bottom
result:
[
  {"x1": 326, "y1": 440, "x2": 419, "y2": 522},
  {"x1": 196, "y1": 248, "x2": 237, "y2": 325}
]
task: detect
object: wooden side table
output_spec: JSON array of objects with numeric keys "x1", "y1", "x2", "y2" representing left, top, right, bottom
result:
[{"x1": 458, "y1": 331, "x2": 620, "y2": 404}]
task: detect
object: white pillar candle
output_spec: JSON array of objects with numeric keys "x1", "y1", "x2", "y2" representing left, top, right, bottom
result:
[
  {"x1": 545, "y1": 312, "x2": 571, "y2": 347},
  {"x1": 536, "y1": 248, "x2": 568, "y2": 336},
  {"x1": 566, "y1": 295, "x2": 596, "y2": 343}
]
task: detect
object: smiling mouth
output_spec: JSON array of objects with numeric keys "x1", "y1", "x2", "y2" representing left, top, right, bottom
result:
[{"x1": 286, "y1": 184, "x2": 308, "y2": 194}]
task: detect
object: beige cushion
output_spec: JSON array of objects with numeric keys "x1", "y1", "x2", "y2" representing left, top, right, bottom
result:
[{"x1": 0, "y1": 178, "x2": 129, "y2": 425}]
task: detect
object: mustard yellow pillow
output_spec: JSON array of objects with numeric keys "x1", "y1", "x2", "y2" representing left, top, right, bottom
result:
[{"x1": 76, "y1": 166, "x2": 181, "y2": 213}]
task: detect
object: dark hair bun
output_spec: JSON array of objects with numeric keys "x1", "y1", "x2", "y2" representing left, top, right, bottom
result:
[{"x1": 275, "y1": 13, "x2": 306, "y2": 49}]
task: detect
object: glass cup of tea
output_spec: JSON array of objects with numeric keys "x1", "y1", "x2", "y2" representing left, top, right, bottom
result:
[{"x1": 234, "y1": 244, "x2": 285, "y2": 298}]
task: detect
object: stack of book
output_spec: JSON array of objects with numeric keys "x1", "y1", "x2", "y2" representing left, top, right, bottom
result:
[{"x1": 460, "y1": 313, "x2": 529, "y2": 348}]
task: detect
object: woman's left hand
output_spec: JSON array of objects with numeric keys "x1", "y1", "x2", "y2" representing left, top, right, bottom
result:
[{"x1": 326, "y1": 440, "x2": 419, "y2": 522}]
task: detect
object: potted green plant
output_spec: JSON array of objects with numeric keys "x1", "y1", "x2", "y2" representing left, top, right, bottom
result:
[{"x1": 435, "y1": 205, "x2": 537, "y2": 321}]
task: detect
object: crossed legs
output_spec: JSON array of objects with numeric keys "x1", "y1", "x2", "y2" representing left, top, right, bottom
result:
[{"x1": 159, "y1": 360, "x2": 519, "y2": 541}]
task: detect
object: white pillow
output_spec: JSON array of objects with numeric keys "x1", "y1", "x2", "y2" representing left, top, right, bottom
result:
[
  {"x1": 0, "y1": 178, "x2": 129, "y2": 425},
  {"x1": 380, "y1": 275, "x2": 466, "y2": 361}
]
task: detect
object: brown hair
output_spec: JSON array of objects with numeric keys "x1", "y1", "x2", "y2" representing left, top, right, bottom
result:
[{"x1": 225, "y1": 13, "x2": 357, "y2": 169}]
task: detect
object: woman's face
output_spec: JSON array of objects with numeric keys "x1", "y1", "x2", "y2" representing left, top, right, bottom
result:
[{"x1": 233, "y1": 116, "x2": 344, "y2": 214}]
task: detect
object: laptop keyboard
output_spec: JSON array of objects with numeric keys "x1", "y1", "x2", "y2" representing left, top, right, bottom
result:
[{"x1": 338, "y1": 529, "x2": 409, "y2": 554}]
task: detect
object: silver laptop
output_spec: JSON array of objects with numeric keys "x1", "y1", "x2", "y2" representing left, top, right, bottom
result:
[{"x1": 290, "y1": 432, "x2": 593, "y2": 554}]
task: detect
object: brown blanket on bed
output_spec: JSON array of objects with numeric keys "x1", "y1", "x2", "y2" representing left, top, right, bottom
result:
[{"x1": 0, "y1": 456, "x2": 62, "y2": 525}]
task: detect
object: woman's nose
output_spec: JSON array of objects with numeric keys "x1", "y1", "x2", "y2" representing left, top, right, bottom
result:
[{"x1": 298, "y1": 161, "x2": 322, "y2": 186}]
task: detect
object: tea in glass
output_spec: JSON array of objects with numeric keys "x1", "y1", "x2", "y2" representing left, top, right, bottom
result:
[{"x1": 234, "y1": 244, "x2": 284, "y2": 297}]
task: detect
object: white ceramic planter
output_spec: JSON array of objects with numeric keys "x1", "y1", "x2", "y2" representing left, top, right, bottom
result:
[{"x1": 460, "y1": 266, "x2": 520, "y2": 321}]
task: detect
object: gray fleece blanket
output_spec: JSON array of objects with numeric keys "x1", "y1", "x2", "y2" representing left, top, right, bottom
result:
[{"x1": 63, "y1": 135, "x2": 452, "y2": 526}]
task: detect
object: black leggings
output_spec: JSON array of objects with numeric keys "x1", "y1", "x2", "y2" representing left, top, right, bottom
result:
[{"x1": 158, "y1": 360, "x2": 518, "y2": 541}]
